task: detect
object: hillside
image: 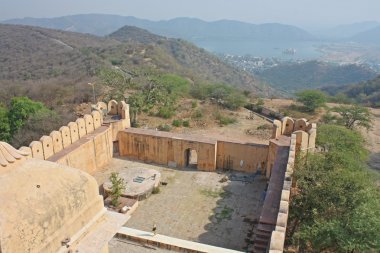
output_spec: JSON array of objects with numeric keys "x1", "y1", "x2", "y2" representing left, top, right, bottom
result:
[
  {"x1": 107, "y1": 26, "x2": 270, "y2": 93},
  {"x1": 351, "y1": 25, "x2": 380, "y2": 44},
  {"x1": 316, "y1": 21, "x2": 380, "y2": 40},
  {"x1": 2, "y1": 14, "x2": 315, "y2": 42},
  {"x1": 0, "y1": 24, "x2": 271, "y2": 97},
  {"x1": 322, "y1": 75, "x2": 380, "y2": 106},
  {"x1": 255, "y1": 60, "x2": 377, "y2": 94}
]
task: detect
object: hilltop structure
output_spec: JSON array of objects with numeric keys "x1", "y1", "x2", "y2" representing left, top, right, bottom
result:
[{"x1": 0, "y1": 100, "x2": 316, "y2": 253}]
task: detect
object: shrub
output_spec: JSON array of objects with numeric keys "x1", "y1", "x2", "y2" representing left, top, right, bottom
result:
[
  {"x1": 172, "y1": 119, "x2": 182, "y2": 127},
  {"x1": 157, "y1": 106, "x2": 175, "y2": 119},
  {"x1": 157, "y1": 124, "x2": 171, "y2": 132},
  {"x1": 215, "y1": 112, "x2": 237, "y2": 125},
  {"x1": 109, "y1": 172, "x2": 126, "y2": 207},
  {"x1": 257, "y1": 124, "x2": 272, "y2": 130},
  {"x1": 191, "y1": 101, "x2": 197, "y2": 108},
  {"x1": 192, "y1": 109, "x2": 203, "y2": 118},
  {"x1": 182, "y1": 120, "x2": 190, "y2": 127},
  {"x1": 296, "y1": 90, "x2": 326, "y2": 112},
  {"x1": 110, "y1": 59, "x2": 123, "y2": 66}
]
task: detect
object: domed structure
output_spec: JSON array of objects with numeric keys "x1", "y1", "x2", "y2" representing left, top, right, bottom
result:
[{"x1": 0, "y1": 142, "x2": 127, "y2": 253}]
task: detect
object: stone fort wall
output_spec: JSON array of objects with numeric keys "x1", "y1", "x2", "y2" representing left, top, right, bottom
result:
[
  {"x1": 265, "y1": 117, "x2": 316, "y2": 253},
  {"x1": 118, "y1": 128, "x2": 270, "y2": 173},
  {"x1": 15, "y1": 100, "x2": 130, "y2": 175}
]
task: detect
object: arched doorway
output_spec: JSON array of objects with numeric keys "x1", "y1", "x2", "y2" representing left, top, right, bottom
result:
[{"x1": 185, "y1": 148, "x2": 198, "y2": 169}]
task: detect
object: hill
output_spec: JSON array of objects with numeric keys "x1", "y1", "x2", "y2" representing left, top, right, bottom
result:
[
  {"x1": 350, "y1": 25, "x2": 380, "y2": 44},
  {"x1": 316, "y1": 21, "x2": 380, "y2": 40},
  {"x1": 255, "y1": 60, "x2": 377, "y2": 94},
  {"x1": 0, "y1": 24, "x2": 271, "y2": 101},
  {"x1": 322, "y1": 75, "x2": 380, "y2": 106},
  {"x1": 2, "y1": 14, "x2": 315, "y2": 41}
]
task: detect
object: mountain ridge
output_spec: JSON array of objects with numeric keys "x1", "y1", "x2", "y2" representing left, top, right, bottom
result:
[
  {"x1": 0, "y1": 23, "x2": 271, "y2": 95},
  {"x1": 2, "y1": 14, "x2": 315, "y2": 41}
]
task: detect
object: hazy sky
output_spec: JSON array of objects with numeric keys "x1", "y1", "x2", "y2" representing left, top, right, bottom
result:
[{"x1": 1, "y1": 0, "x2": 379, "y2": 27}]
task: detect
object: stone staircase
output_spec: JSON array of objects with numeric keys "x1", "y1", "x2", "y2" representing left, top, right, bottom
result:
[{"x1": 252, "y1": 223, "x2": 275, "y2": 253}]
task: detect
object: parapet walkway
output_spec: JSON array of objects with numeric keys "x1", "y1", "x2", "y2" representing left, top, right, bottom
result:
[{"x1": 117, "y1": 227, "x2": 244, "y2": 253}]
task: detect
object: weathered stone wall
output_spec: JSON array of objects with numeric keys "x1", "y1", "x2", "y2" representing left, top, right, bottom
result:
[
  {"x1": 18, "y1": 110, "x2": 115, "y2": 176},
  {"x1": 15, "y1": 100, "x2": 132, "y2": 175},
  {"x1": 267, "y1": 118, "x2": 317, "y2": 253},
  {"x1": 216, "y1": 141, "x2": 268, "y2": 173},
  {"x1": 268, "y1": 133, "x2": 296, "y2": 253},
  {"x1": 118, "y1": 129, "x2": 218, "y2": 171},
  {"x1": 49, "y1": 126, "x2": 113, "y2": 175}
]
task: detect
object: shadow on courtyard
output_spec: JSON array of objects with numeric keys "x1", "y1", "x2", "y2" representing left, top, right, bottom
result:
[{"x1": 197, "y1": 172, "x2": 267, "y2": 251}]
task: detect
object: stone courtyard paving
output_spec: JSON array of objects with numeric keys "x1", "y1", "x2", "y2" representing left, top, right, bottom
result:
[{"x1": 95, "y1": 157, "x2": 267, "y2": 252}]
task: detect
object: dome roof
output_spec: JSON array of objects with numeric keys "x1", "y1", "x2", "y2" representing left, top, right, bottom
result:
[{"x1": 0, "y1": 157, "x2": 104, "y2": 252}]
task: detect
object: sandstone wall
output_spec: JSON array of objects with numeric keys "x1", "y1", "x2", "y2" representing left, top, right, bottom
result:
[
  {"x1": 118, "y1": 129, "x2": 218, "y2": 171},
  {"x1": 18, "y1": 110, "x2": 114, "y2": 176},
  {"x1": 266, "y1": 117, "x2": 317, "y2": 253},
  {"x1": 216, "y1": 141, "x2": 268, "y2": 173}
]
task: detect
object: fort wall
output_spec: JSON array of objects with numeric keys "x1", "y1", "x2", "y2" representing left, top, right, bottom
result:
[
  {"x1": 216, "y1": 141, "x2": 268, "y2": 173},
  {"x1": 264, "y1": 117, "x2": 316, "y2": 253},
  {"x1": 118, "y1": 128, "x2": 218, "y2": 171},
  {"x1": 118, "y1": 129, "x2": 271, "y2": 173},
  {"x1": 17, "y1": 100, "x2": 131, "y2": 176}
]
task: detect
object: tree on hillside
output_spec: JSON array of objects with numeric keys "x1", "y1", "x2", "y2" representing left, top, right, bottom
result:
[
  {"x1": 0, "y1": 104, "x2": 11, "y2": 142},
  {"x1": 98, "y1": 68, "x2": 136, "y2": 101},
  {"x1": 332, "y1": 104, "x2": 372, "y2": 130},
  {"x1": 296, "y1": 90, "x2": 326, "y2": 112},
  {"x1": 288, "y1": 124, "x2": 380, "y2": 252},
  {"x1": 8, "y1": 97, "x2": 45, "y2": 136}
]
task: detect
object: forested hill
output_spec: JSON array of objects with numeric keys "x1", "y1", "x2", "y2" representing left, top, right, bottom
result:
[
  {"x1": 0, "y1": 24, "x2": 272, "y2": 95},
  {"x1": 255, "y1": 60, "x2": 377, "y2": 94},
  {"x1": 108, "y1": 25, "x2": 271, "y2": 93},
  {"x1": 322, "y1": 75, "x2": 380, "y2": 106}
]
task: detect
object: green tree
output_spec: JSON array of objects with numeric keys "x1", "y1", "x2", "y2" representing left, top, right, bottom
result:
[
  {"x1": 109, "y1": 172, "x2": 126, "y2": 207},
  {"x1": 98, "y1": 68, "x2": 136, "y2": 101},
  {"x1": 288, "y1": 124, "x2": 380, "y2": 252},
  {"x1": 296, "y1": 90, "x2": 326, "y2": 112},
  {"x1": 8, "y1": 97, "x2": 45, "y2": 136},
  {"x1": 332, "y1": 104, "x2": 372, "y2": 130},
  {"x1": 0, "y1": 104, "x2": 11, "y2": 142},
  {"x1": 10, "y1": 109, "x2": 61, "y2": 147}
]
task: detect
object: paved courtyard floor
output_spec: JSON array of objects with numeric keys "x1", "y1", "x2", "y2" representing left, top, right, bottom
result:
[{"x1": 95, "y1": 157, "x2": 267, "y2": 252}]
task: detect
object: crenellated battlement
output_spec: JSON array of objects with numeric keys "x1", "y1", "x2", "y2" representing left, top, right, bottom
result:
[
  {"x1": 9, "y1": 100, "x2": 131, "y2": 175},
  {"x1": 272, "y1": 116, "x2": 316, "y2": 152}
]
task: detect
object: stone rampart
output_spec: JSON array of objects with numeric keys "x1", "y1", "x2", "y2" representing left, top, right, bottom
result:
[
  {"x1": 16, "y1": 100, "x2": 131, "y2": 175},
  {"x1": 265, "y1": 118, "x2": 317, "y2": 253}
]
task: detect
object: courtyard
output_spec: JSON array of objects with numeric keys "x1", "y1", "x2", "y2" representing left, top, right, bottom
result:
[{"x1": 94, "y1": 157, "x2": 267, "y2": 252}]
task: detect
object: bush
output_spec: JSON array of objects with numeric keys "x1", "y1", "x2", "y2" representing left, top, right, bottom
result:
[
  {"x1": 157, "y1": 106, "x2": 175, "y2": 119},
  {"x1": 192, "y1": 109, "x2": 203, "y2": 118},
  {"x1": 257, "y1": 124, "x2": 272, "y2": 130},
  {"x1": 157, "y1": 124, "x2": 171, "y2": 132},
  {"x1": 109, "y1": 172, "x2": 126, "y2": 207},
  {"x1": 110, "y1": 59, "x2": 123, "y2": 66},
  {"x1": 191, "y1": 101, "x2": 197, "y2": 108},
  {"x1": 172, "y1": 119, "x2": 182, "y2": 127},
  {"x1": 215, "y1": 112, "x2": 237, "y2": 125},
  {"x1": 288, "y1": 124, "x2": 380, "y2": 252},
  {"x1": 296, "y1": 90, "x2": 326, "y2": 112},
  {"x1": 182, "y1": 120, "x2": 190, "y2": 127}
]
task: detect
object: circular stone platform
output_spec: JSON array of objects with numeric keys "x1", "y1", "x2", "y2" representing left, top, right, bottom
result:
[{"x1": 104, "y1": 168, "x2": 161, "y2": 200}]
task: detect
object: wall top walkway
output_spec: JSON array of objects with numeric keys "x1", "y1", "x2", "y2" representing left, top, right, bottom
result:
[{"x1": 118, "y1": 227, "x2": 244, "y2": 253}]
